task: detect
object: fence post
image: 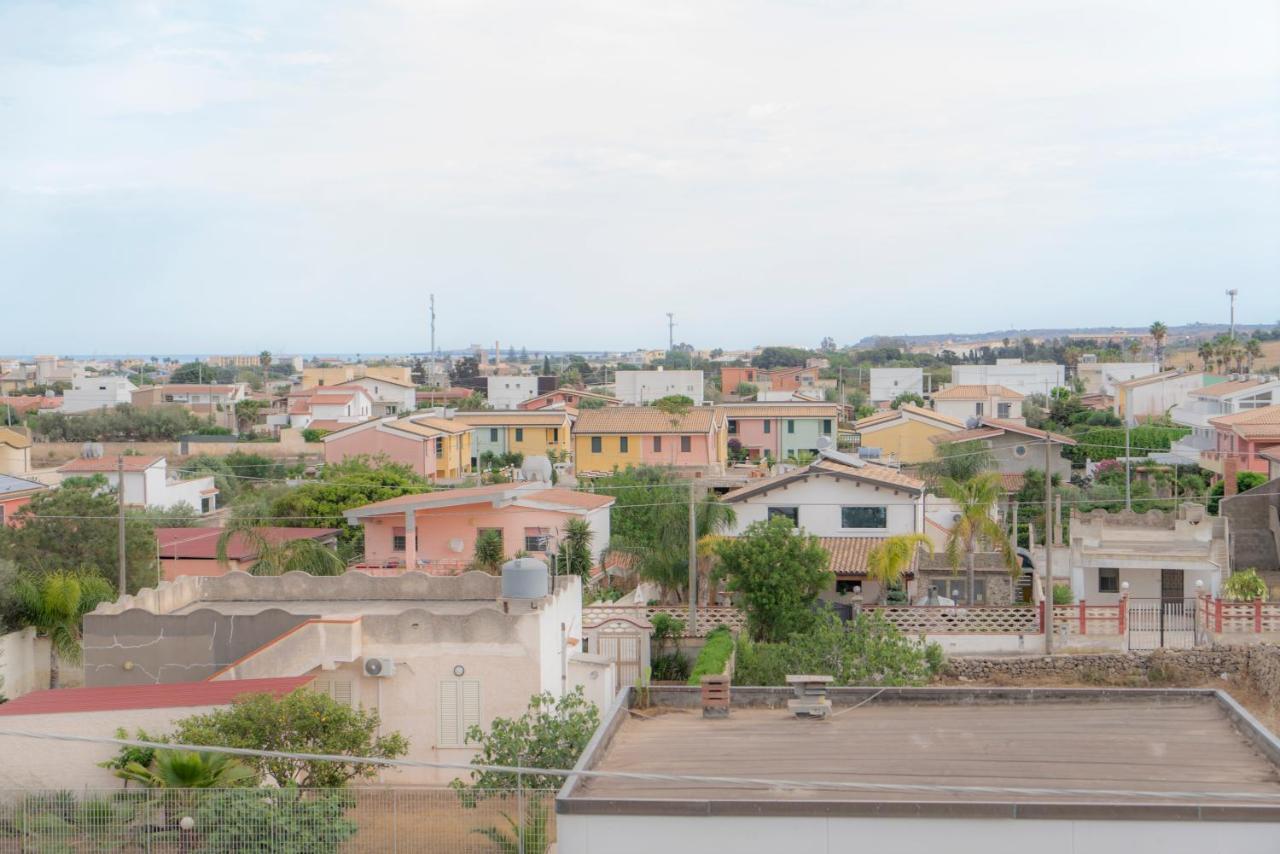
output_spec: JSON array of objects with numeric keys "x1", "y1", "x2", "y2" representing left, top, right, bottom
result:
[
  {"x1": 392, "y1": 788, "x2": 399, "y2": 854},
  {"x1": 1255, "y1": 598, "x2": 1263, "y2": 633},
  {"x1": 1038, "y1": 600, "x2": 1045, "y2": 635},
  {"x1": 517, "y1": 752, "x2": 526, "y2": 854},
  {"x1": 1079, "y1": 600, "x2": 1087, "y2": 635},
  {"x1": 1118, "y1": 594, "x2": 1127, "y2": 635}
]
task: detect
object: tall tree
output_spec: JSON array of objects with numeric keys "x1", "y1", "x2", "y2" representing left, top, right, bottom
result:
[
  {"x1": 940, "y1": 473, "x2": 1017, "y2": 605},
  {"x1": 1148, "y1": 322, "x2": 1167, "y2": 368},
  {"x1": 556, "y1": 518, "x2": 594, "y2": 581},
  {"x1": 216, "y1": 523, "x2": 346, "y2": 577},
  {"x1": 866, "y1": 534, "x2": 934, "y2": 604},
  {"x1": 259, "y1": 350, "x2": 272, "y2": 389},
  {"x1": 14, "y1": 570, "x2": 114, "y2": 688},
  {"x1": 714, "y1": 516, "x2": 832, "y2": 642}
]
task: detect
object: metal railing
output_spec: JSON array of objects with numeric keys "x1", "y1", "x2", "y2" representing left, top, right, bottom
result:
[{"x1": 0, "y1": 787, "x2": 558, "y2": 853}]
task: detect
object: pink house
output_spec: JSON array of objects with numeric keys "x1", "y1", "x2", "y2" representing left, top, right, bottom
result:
[
  {"x1": 321, "y1": 415, "x2": 473, "y2": 481},
  {"x1": 343, "y1": 483, "x2": 614, "y2": 574},
  {"x1": 519, "y1": 388, "x2": 621, "y2": 411},
  {"x1": 1208, "y1": 404, "x2": 1280, "y2": 474}
]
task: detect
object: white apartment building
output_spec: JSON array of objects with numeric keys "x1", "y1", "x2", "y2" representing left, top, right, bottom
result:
[
  {"x1": 57, "y1": 455, "x2": 218, "y2": 514},
  {"x1": 952, "y1": 359, "x2": 1064, "y2": 398},
  {"x1": 486, "y1": 376, "x2": 540, "y2": 409},
  {"x1": 869, "y1": 368, "x2": 924, "y2": 403},
  {"x1": 614, "y1": 369, "x2": 705, "y2": 405},
  {"x1": 1075, "y1": 357, "x2": 1161, "y2": 395},
  {"x1": 60, "y1": 375, "x2": 137, "y2": 413},
  {"x1": 1170, "y1": 377, "x2": 1280, "y2": 462}
]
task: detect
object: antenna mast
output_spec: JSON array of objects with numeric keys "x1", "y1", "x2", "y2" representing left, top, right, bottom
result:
[
  {"x1": 666, "y1": 312, "x2": 676, "y2": 355},
  {"x1": 429, "y1": 294, "x2": 437, "y2": 384}
]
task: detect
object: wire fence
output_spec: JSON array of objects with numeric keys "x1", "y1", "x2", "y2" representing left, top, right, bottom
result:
[{"x1": 0, "y1": 787, "x2": 558, "y2": 853}]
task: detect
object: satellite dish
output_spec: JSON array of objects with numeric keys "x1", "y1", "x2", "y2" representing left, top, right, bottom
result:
[{"x1": 448, "y1": 538, "x2": 465, "y2": 553}]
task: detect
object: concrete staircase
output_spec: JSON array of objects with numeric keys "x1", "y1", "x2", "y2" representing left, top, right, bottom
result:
[{"x1": 209, "y1": 617, "x2": 362, "y2": 682}]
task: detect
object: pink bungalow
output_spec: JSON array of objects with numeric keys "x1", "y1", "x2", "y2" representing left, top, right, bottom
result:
[
  {"x1": 343, "y1": 483, "x2": 614, "y2": 574},
  {"x1": 1208, "y1": 404, "x2": 1280, "y2": 475}
]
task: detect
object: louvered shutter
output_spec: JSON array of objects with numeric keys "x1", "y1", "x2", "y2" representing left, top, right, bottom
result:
[
  {"x1": 461, "y1": 680, "x2": 481, "y2": 743},
  {"x1": 438, "y1": 680, "x2": 460, "y2": 746},
  {"x1": 332, "y1": 680, "x2": 353, "y2": 707}
]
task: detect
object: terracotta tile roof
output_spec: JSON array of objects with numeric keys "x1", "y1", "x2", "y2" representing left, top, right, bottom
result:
[
  {"x1": 0, "y1": 396, "x2": 61, "y2": 414},
  {"x1": 158, "y1": 384, "x2": 241, "y2": 394},
  {"x1": 452, "y1": 412, "x2": 571, "y2": 426},
  {"x1": 1209, "y1": 405, "x2": 1280, "y2": 439},
  {"x1": 931, "y1": 384, "x2": 1024, "y2": 400},
  {"x1": 574, "y1": 406, "x2": 719, "y2": 434},
  {"x1": 1261, "y1": 448, "x2": 1280, "y2": 463},
  {"x1": 402, "y1": 415, "x2": 471, "y2": 434},
  {"x1": 854, "y1": 404, "x2": 967, "y2": 430},
  {"x1": 156, "y1": 527, "x2": 341, "y2": 560},
  {"x1": 999, "y1": 473, "x2": 1026, "y2": 493},
  {"x1": 416, "y1": 387, "x2": 472, "y2": 401},
  {"x1": 1115, "y1": 370, "x2": 1199, "y2": 389},
  {"x1": 1193, "y1": 379, "x2": 1270, "y2": 398},
  {"x1": 519, "y1": 488, "x2": 615, "y2": 510},
  {"x1": 816, "y1": 536, "x2": 918, "y2": 578},
  {"x1": 932, "y1": 418, "x2": 1077, "y2": 446},
  {"x1": 718, "y1": 403, "x2": 841, "y2": 418},
  {"x1": 309, "y1": 392, "x2": 358, "y2": 405},
  {"x1": 59, "y1": 455, "x2": 164, "y2": 473},
  {"x1": 810, "y1": 458, "x2": 925, "y2": 490},
  {"x1": 303, "y1": 419, "x2": 365, "y2": 433},
  {"x1": 346, "y1": 483, "x2": 610, "y2": 515},
  {"x1": 518, "y1": 388, "x2": 620, "y2": 409},
  {"x1": 0, "y1": 676, "x2": 314, "y2": 717}
]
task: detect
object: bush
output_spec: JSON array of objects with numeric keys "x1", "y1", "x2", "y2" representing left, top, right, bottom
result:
[
  {"x1": 1052, "y1": 584, "x2": 1074, "y2": 605},
  {"x1": 301, "y1": 428, "x2": 330, "y2": 443},
  {"x1": 686, "y1": 626, "x2": 733, "y2": 685},
  {"x1": 733, "y1": 611, "x2": 938, "y2": 687},
  {"x1": 652, "y1": 652, "x2": 690, "y2": 682},
  {"x1": 192, "y1": 789, "x2": 357, "y2": 853},
  {"x1": 1209, "y1": 472, "x2": 1269, "y2": 514},
  {"x1": 1224, "y1": 568, "x2": 1268, "y2": 602}
]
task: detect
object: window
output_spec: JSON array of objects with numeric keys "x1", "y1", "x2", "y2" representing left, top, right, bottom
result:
[
  {"x1": 975, "y1": 402, "x2": 984, "y2": 416},
  {"x1": 787, "y1": 419, "x2": 795, "y2": 434},
  {"x1": 435, "y1": 441, "x2": 443, "y2": 459},
  {"x1": 1099, "y1": 567, "x2": 1120, "y2": 593},
  {"x1": 841, "y1": 506, "x2": 887, "y2": 529},
  {"x1": 392, "y1": 526, "x2": 407, "y2": 552},
  {"x1": 387, "y1": 405, "x2": 398, "y2": 415},
  {"x1": 590, "y1": 436, "x2": 602, "y2": 453},
  {"x1": 768, "y1": 506, "x2": 799, "y2": 526},
  {"x1": 515, "y1": 428, "x2": 524, "y2": 442},
  {"x1": 997, "y1": 402, "x2": 1011, "y2": 419},
  {"x1": 489, "y1": 428, "x2": 499, "y2": 441},
  {"x1": 727, "y1": 419, "x2": 738, "y2": 435},
  {"x1": 680, "y1": 436, "x2": 692, "y2": 453},
  {"x1": 653, "y1": 436, "x2": 662, "y2": 452},
  {"x1": 763, "y1": 420, "x2": 771, "y2": 434},
  {"x1": 201, "y1": 496, "x2": 213, "y2": 514},
  {"x1": 943, "y1": 578, "x2": 986, "y2": 604},
  {"x1": 311, "y1": 678, "x2": 353, "y2": 707},
  {"x1": 550, "y1": 428, "x2": 559, "y2": 442},
  {"x1": 822, "y1": 419, "x2": 832, "y2": 434},
  {"x1": 524, "y1": 527, "x2": 550, "y2": 552},
  {"x1": 619, "y1": 436, "x2": 629, "y2": 453},
  {"x1": 438, "y1": 679, "x2": 481, "y2": 747}
]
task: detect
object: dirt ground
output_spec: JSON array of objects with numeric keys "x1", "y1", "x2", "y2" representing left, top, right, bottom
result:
[{"x1": 1163, "y1": 338, "x2": 1280, "y2": 373}]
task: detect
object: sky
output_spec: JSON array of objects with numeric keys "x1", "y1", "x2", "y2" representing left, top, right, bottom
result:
[{"x1": 3, "y1": 0, "x2": 1278, "y2": 356}]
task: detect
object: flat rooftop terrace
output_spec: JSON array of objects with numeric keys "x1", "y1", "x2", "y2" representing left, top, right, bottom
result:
[
  {"x1": 170, "y1": 598, "x2": 502, "y2": 617},
  {"x1": 561, "y1": 687, "x2": 1280, "y2": 821}
]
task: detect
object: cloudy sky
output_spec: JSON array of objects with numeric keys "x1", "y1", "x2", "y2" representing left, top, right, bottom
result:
[{"x1": 3, "y1": 0, "x2": 1278, "y2": 355}]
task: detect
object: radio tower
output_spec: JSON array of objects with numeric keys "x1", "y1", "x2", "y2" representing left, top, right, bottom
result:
[{"x1": 429, "y1": 294, "x2": 437, "y2": 383}]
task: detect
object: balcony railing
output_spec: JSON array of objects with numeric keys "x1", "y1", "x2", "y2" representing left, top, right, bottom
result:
[{"x1": 1200, "y1": 450, "x2": 1270, "y2": 474}]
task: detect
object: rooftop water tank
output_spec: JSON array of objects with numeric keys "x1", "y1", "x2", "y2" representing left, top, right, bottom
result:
[{"x1": 501, "y1": 557, "x2": 550, "y2": 599}]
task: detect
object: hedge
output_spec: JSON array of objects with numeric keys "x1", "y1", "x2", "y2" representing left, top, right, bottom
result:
[{"x1": 686, "y1": 626, "x2": 734, "y2": 685}]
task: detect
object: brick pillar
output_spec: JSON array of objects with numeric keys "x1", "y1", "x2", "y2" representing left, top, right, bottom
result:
[
  {"x1": 1255, "y1": 598, "x2": 1263, "y2": 633},
  {"x1": 701, "y1": 675, "x2": 730, "y2": 719},
  {"x1": 1224, "y1": 456, "x2": 1240, "y2": 497},
  {"x1": 1079, "y1": 599, "x2": 1087, "y2": 635},
  {"x1": 1215, "y1": 597, "x2": 1224, "y2": 634}
]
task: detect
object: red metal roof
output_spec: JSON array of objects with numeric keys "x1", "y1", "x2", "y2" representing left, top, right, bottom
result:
[
  {"x1": 0, "y1": 676, "x2": 313, "y2": 717},
  {"x1": 155, "y1": 527, "x2": 341, "y2": 560}
]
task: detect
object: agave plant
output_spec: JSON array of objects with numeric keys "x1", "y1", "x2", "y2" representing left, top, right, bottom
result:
[{"x1": 114, "y1": 750, "x2": 256, "y2": 789}]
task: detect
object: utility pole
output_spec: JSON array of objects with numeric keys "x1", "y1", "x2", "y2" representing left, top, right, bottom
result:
[
  {"x1": 1226, "y1": 289, "x2": 1238, "y2": 340},
  {"x1": 688, "y1": 480, "x2": 698, "y2": 632},
  {"x1": 429, "y1": 294, "x2": 437, "y2": 384},
  {"x1": 666, "y1": 312, "x2": 676, "y2": 362},
  {"x1": 1043, "y1": 432, "x2": 1054, "y2": 655},
  {"x1": 1124, "y1": 421, "x2": 1132, "y2": 511},
  {"x1": 117, "y1": 455, "x2": 127, "y2": 595}
]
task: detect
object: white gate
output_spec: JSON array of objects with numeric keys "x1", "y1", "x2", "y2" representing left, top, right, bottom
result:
[
  {"x1": 596, "y1": 635, "x2": 642, "y2": 689},
  {"x1": 1128, "y1": 599, "x2": 1196, "y2": 650}
]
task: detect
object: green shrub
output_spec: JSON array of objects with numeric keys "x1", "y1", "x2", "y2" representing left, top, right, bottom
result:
[
  {"x1": 192, "y1": 789, "x2": 357, "y2": 853},
  {"x1": 1052, "y1": 584, "x2": 1074, "y2": 605},
  {"x1": 687, "y1": 626, "x2": 734, "y2": 685},
  {"x1": 1224, "y1": 568, "x2": 1268, "y2": 602}
]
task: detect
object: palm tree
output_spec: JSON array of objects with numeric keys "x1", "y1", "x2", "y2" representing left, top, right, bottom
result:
[
  {"x1": 1246, "y1": 339, "x2": 1263, "y2": 372},
  {"x1": 555, "y1": 517, "x2": 594, "y2": 580},
  {"x1": 216, "y1": 524, "x2": 345, "y2": 576},
  {"x1": 1126, "y1": 339, "x2": 1142, "y2": 361},
  {"x1": 115, "y1": 750, "x2": 255, "y2": 789},
  {"x1": 1197, "y1": 341, "x2": 1214, "y2": 372},
  {"x1": 14, "y1": 571, "x2": 114, "y2": 688},
  {"x1": 259, "y1": 350, "x2": 272, "y2": 390},
  {"x1": 940, "y1": 473, "x2": 1017, "y2": 605},
  {"x1": 611, "y1": 493, "x2": 735, "y2": 603},
  {"x1": 1149, "y1": 322, "x2": 1167, "y2": 368},
  {"x1": 866, "y1": 534, "x2": 934, "y2": 605}
]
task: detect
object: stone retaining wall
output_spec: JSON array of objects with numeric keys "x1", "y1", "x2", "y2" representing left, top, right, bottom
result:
[{"x1": 945, "y1": 645, "x2": 1280, "y2": 701}]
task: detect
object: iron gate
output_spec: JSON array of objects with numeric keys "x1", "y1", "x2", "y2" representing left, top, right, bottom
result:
[{"x1": 1128, "y1": 598, "x2": 1198, "y2": 650}]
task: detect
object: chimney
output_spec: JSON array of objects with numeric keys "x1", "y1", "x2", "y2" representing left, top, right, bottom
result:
[
  {"x1": 786, "y1": 674, "x2": 833, "y2": 719},
  {"x1": 1223, "y1": 456, "x2": 1239, "y2": 498},
  {"x1": 700, "y1": 675, "x2": 730, "y2": 719}
]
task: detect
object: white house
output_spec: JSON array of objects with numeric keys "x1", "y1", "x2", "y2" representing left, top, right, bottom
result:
[
  {"x1": 60, "y1": 375, "x2": 137, "y2": 413},
  {"x1": 868, "y1": 368, "x2": 924, "y2": 404},
  {"x1": 486, "y1": 376, "x2": 540, "y2": 410},
  {"x1": 952, "y1": 359, "x2": 1064, "y2": 398},
  {"x1": 721, "y1": 449, "x2": 925, "y2": 601},
  {"x1": 1076, "y1": 358, "x2": 1162, "y2": 395},
  {"x1": 335, "y1": 376, "x2": 417, "y2": 417},
  {"x1": 931, "y1": 384, "x2": 1024, "y2": 423},
  {"x1": 1170, "y1": 377, "x2": 1280, "y2": 464},
  {"x1": 57, "y1": 455, "x2": 218, "y2": 514},
  {"x1": 288, "y1": 387, "x2": 373, "y2": 430},
  {"x1": 1113, "y1": 370, "x2": 1207, "y2": 426},
  {"x1": 614, "y1": 369, "x2": 704, "y2": 405}
]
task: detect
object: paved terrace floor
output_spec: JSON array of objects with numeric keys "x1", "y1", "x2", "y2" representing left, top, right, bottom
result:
[{"x1": 577, "y1": 697, "x2": 1280, "y2": 805}]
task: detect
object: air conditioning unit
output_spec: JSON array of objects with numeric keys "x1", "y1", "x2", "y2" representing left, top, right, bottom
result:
[{"x1": 363, "y1": 657, "x2": 395, "y2": 678}]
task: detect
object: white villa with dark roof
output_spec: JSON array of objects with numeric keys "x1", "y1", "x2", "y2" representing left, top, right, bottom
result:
[{"x1": 57, "y1": 455, "x2": 217, "y2": 514}]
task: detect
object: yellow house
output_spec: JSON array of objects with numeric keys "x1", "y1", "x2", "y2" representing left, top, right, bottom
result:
[
  {"x1": 363, "y1": 364, "x2": 413, "y2": 385},
  {"x1": 573, "y1": 407, "x2": 726, "y2": 474},
  {"x1": 408, "y1": 417, "x2": 473, "y2": 480},
  {"x1": 854, "y1": 405, "x2": 967, "y2": 465},
  {"x1": 0, "y1": 427, "x2": 33, "y2": 476},
  {"x1": 302, "y1": 364, "x2": 413, "y2": 390},
  {"x1": 453, "y1": 411, "x2": 572, "y2": 465}
]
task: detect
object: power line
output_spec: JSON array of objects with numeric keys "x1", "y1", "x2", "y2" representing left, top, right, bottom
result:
[{"x1": 0, "y1": 727, "x2": 1275, "y2": 804}]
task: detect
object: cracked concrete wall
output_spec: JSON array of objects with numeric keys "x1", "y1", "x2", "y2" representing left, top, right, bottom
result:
[{"x1": 83, "y1": 608, "x2": 312, "y2": 686}]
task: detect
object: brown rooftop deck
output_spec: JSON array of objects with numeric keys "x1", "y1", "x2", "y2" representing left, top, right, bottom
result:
[{"x1": 562, "y1": 687, "x2": 1280, "y2": 820}]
